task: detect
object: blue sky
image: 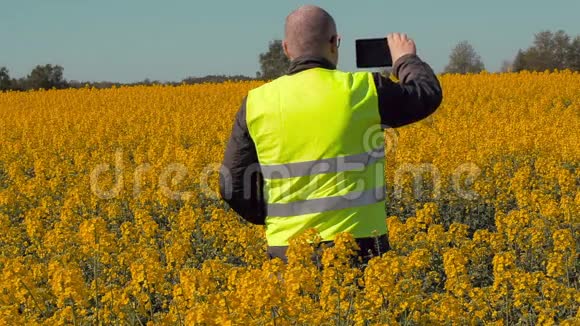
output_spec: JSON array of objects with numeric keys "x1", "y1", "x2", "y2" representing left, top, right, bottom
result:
[{"x1": 1, "y1": 0, "x2": 578, "y2": 82}]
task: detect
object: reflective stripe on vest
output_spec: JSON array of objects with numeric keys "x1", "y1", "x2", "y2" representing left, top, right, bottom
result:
[
  {"x1": 267, "y1": 185, "x2": 386, "y2": 217},
  {"x1": 246, "y1": 68, "x2": 387, "y2": 246},
  {"x1": 260, "y1": 146, "x2": 385, "y2": 179}
]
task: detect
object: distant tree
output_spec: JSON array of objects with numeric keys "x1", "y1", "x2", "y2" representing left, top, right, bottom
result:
[
  {"x1": 0, "y1": 67, "x2": 11, "y2": 90},
  {"x1": 27, "y1": 64, "x2": 67, "y2": 90},
  {"x1": 500, "y1": 60, "x2": 513, "y2": 73},
  {"x1": 182, "y1": 74, "x2": 254, "y2": 84},
  {"x1": 552, "y1": 30, "x2": 570, "y2": 70},
  {"x1": 512, "y1": 30, "x2": 579, "y2": 72},
  {"x1": 512, "y1": 49, "x2": 527, "y2": 72},
  {"x1": 566, "y1": 35, "x2": 580, "y2": 71},
  {"x1": 257, "y1": 40, "x2": 290, "y2": 80},
  {"x1": 529, "y1": 30, "x2": 556, "y2": 70},
  {"x1": 141, "y1": 78, "x2": 153, "y2": 86},
  {"x1": 67, "y1": 80, "x2": 83, "y2": 89},
  {"x1": 8, "y1": 78, "x2": 28, "y2": 91},
  {"x1": 443, "y1": 41, "x2": 485, "y2": 74},
  {"x1": 89, "y1": 81, "x2": 121, "y2": 89}
]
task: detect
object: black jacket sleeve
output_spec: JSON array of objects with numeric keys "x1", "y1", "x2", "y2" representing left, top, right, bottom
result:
[
  {"x1": 219, "y1": 97, "x2": 266, "y2": 225},
  {"x1": 373, "y1": 54, "x2": 443, "y2": 128}
]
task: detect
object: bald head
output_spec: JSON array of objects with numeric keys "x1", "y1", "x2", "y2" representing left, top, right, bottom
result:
[{"x1": 284, "y1": 5, "x2": 338, "y2": 60}]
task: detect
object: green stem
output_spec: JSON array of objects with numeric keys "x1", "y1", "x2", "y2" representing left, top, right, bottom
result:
[
  {"x1": 94, "y1": 226, "x2": 100, "y2": 325},
  {"x1": 20, "y1": 279, "x2": 45, "y2": 317}
]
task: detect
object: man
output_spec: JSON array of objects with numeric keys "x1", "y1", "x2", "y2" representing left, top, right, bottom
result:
[{"x1": 219, "y1": 5, "x2": 442, "y2": 263}]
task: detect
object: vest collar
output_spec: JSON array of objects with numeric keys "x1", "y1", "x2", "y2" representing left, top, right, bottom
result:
[{"x1": 287, "y1": 56, "x2": 337, "y2": 75}]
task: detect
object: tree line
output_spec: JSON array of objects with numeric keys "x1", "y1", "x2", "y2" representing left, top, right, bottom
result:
[
  {"x1": 1, "y1": 64, "x2": 68, "y2": 91},
  {"x1": 0, "y1": 64, "x2": 256, "y2": 92},
  {"x1": 1, "y1": 29, "x2": 578, "y2": 92},
  {"x1": 259, "y1": 29, "x2": 580, "y2": 77},
  {"x1": 444, "y1": 30, "x2": 579, "y2": 74}
]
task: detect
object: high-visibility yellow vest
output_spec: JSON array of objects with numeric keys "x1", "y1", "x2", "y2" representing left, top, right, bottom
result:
[{"x1": 246, "y1": 68, "x2": 387, "y2": 246}]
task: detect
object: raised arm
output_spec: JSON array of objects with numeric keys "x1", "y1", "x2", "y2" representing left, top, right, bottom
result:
[{"x1": 374, "y1": 33, "x2": 443, "y2": 128}]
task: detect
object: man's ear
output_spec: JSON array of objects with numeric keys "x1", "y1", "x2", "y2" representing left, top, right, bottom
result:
[
  {"x1": 330, "y1": 44, "x2": 337, "y2": 55},
  {"x1": 329, "y1": 36, "x2": 338, "y2": 55},
  {"x1": 282, "y1": 40, "x2": 292, "y2": 60}
]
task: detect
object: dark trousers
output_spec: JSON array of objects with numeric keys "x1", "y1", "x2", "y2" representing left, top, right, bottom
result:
[{"x1": 267, "y1": 234, "x2": 390, "y2": 267}]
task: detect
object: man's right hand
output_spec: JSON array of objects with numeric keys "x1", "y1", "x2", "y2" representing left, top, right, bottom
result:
[{"x1": 387, "y1": 33, "x2": 416, "y2": 65}]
